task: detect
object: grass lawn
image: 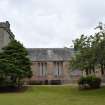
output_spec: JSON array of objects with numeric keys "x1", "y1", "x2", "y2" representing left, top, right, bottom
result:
[{"x1": 0, "y1": 85, "x2": 105, "y2": 105}]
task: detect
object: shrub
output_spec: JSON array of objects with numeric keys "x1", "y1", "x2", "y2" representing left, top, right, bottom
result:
[
  {"x1": 51, "y1": 80, "x2": 61, "y2": 85},
  {"x1": 78, "y1": 76, "x2": 101, "y2": 89},
  {"x1": 29, "y1": 81, "x2": 43, "y2": 85},
  {"x1": 29, "y1": 80, "x2": 62, "y2": 85}
]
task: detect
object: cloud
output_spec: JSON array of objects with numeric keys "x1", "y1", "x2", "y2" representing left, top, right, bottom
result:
[
  {"x1": 0, "y1": 0, "x2": 104, "y2": 48},
  {"x1": 76, "y1": 0, "x2": 105, "y2": 29}
]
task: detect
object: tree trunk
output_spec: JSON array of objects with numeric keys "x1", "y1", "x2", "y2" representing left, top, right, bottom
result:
[
  {"x1": 101, "y1": 64, "x2": 104, "y2": 75},
  {"x1": 85, "y1": 69, "x2": 89, "y2": 76},
  {"x1": 89, "y1": 69, "x2": 91, "y2": 75}
]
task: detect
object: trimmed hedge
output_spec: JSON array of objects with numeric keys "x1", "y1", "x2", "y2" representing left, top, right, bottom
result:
[
  {"x1": 29, "y1": 80, "x2": 61, "y2": 85},
  {"x1": 50, "y1": 80, "x2": 61, "y2": 85},
  {"x1": 29, "y1": 81, "x2": 43, "y2": 85},
  {"x1": 78, "y1": 76, "x2": 101, "y2": 89}
]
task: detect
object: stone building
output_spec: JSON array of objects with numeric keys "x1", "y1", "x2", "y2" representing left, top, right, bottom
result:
[
  {"x1": 0, "y1": 21, "x2": 82, "y2": 84},
  {"x1": 0, "y1": 21, "x2": 14, "y2": 49},
  {"x1": 27, "y1": 48, "x2": 79, "y2": 84}
]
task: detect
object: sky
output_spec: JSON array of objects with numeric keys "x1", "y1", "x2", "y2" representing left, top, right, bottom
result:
[{"x1": 0, "y1": 0, "x2": 105, "y2": 48}]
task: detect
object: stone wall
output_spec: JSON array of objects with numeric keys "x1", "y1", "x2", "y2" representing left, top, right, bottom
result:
[
  {"x1": 30, "y1": 61, "x2": 82, "y2": 84},
  {"x1": 0, "y1": 21, "x2": 14, "y2": 50}
]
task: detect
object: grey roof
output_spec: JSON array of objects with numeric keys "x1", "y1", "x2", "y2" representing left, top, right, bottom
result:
[{"x1": 27, "y1": 48, "x2": 74, "y2": 61}]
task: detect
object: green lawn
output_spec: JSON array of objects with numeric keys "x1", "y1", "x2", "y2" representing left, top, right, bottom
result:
[{"x1": 0, "y1": 85, "x2": 105, "y2": 105}]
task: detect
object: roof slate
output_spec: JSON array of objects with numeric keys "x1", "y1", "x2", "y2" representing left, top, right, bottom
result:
[{"x1": 27, "y1": 48, "x2": 74, "y2": 61}]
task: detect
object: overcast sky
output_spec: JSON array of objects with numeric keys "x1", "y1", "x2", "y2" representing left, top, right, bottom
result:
[{"x1": 0, "y1": 0, "x2": 105, "y2": 48}]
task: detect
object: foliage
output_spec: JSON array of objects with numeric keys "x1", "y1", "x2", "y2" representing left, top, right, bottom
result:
[
  {"x1": 29, "y1": 81, "x2": 44, "y2": 85},
  {"x1": 50, "y1": 80, "x2": 61, "y2": 85},
  {"x1": 78, "y1": 76, "x2": 101, "y2": 89},
  {"x1": 0, "y1": 40, "x2": 32, "y2": 87},
  {"x1": 70, "y1": 22, "x2": 105, "y2": 75},
  {"x1": 29, "y1": 80, "x2": 61, "y2": 85}
]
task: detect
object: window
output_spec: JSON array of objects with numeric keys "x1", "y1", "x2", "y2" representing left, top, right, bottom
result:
[
  {"x1": 53, "y1": 62, "x2": 63, "y2": 77},
  {"x1": 38, "y1": 62, "x2": 47, "y2": 76}
]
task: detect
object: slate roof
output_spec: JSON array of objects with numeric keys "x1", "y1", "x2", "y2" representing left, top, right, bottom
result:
[{"x1": 27, "y1": 48, "x2": 74, "y2": 61}]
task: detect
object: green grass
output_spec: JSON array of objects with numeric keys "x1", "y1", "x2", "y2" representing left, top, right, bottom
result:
[{"x1": 0, "y1": 85, "x2": 105, "y2": 105}]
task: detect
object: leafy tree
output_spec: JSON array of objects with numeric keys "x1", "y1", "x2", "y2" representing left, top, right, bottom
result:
[
  {"x1": 93, "y1": 23, "x2": 105, "y2": 75},
  {"x1": 0, "y1": 40, "x2": 32, "y2": 87},
  {"x1": 71, "y1": 22, "x2": 105, "y2": 76},
  {"x1": 71, "y1": 35, "x2": 95, "y2": 75}
]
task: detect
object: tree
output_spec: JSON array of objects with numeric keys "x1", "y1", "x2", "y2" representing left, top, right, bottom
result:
[
  {"x1": 71, "y1": 35, "x2": 95, "y2": 75},
  {"x1": 0, "y1": 40, "x2": 32, "y2": 87},
  {"x1": 70, "y1": 22, "x2": 105, "y2": 76},
  {"x1": 93, "y1": 22, "x2": 105, "y2": 75}
]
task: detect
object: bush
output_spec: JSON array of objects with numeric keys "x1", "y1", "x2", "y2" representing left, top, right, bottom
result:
[
  {"x1": 29, "y1": 81, "x2": 43, "y2": 85},
  {"x1": 29, "y1": 80, "x2": 62, "y2": 85},
  {"x1": 78, "y1": 76, "x2": 101, "y2": 89},
  {"x1": 51, "y1": 80, "x2": 61, "y2": 85}
]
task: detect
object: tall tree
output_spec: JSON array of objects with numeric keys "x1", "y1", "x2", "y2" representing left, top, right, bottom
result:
[
  {"x1": 71, "y1": 35, "x2": 95, "y2": 75},
  {"x1": 0, "y1": 40, "x2": 32, "y2": 87},
  {"x1": 71, "y1": 22, "x2": 105, "y2": 76}
]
